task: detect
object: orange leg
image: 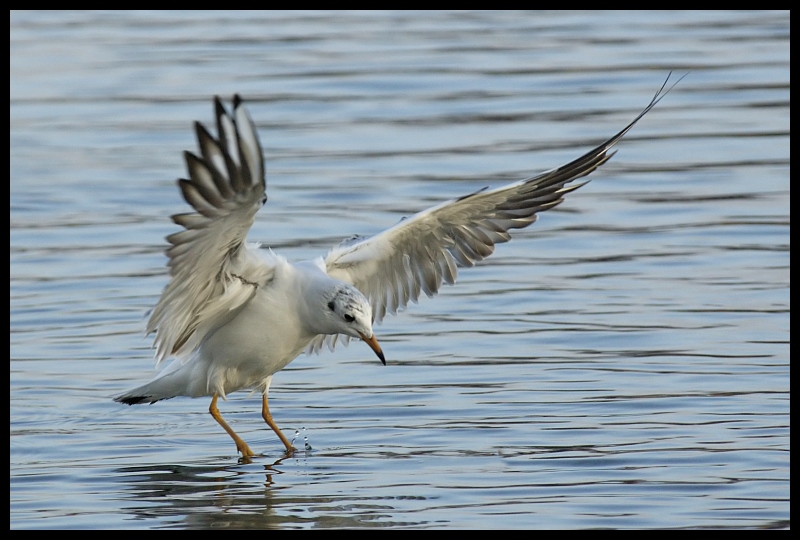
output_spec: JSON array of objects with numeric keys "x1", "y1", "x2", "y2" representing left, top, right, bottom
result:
[
  {"x1": 209, "y1": 393, "x2": 255, "y2": 458},
  {"x1": 262, "y1": 393, "x2": 295, "y2": 454}
]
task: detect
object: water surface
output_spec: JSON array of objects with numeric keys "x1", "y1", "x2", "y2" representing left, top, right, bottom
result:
[{"x1": 10, "y1": 10, "x2": 789, "y2": 529}]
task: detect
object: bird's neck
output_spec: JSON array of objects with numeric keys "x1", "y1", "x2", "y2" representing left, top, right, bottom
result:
[{"x1": 290, "y1": 261, "x2": 342, "y2": 336}]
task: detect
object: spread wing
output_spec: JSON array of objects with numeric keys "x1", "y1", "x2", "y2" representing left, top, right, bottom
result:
[
  {"x1": 147, "y1": 95, "x2": 270, "y2": 365},
  {"x1": 324, "y1": 75, "x2": 681, "y2": 332}
]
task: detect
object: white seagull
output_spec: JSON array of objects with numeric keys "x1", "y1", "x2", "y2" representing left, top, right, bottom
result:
[{"x1": 115, "y1": 75, "x2": 681, "y2": 458}]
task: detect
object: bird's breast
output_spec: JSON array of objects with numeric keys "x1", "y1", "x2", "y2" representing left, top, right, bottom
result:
[{"x1": 198, "y1": 286, "x2": 314, "y2": 392}]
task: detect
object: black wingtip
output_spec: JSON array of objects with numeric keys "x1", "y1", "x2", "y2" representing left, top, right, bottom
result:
[
  {"x1": 114, "y1": 395, "x2": 148, "y2": 406},
  {"x1": 214, "y1": 95, "x2": 226, "y2": 117},
  {"x1": 194, "y1": 120, "x2": 210, "y2": 140}
]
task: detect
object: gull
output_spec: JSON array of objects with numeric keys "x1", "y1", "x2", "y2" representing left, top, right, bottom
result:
[{"x1": 115, "y1": 75, "x2": 682, "y2": 458}]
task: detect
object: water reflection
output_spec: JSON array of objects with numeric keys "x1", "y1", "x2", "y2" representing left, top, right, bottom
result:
[{"x1": 115, "y1": 455, "x2": 431, "y2": 529}]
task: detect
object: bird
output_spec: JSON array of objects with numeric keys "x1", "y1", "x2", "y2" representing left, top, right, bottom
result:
[{"x1": 115, "y1": 74, "x2": 682, "y2": 458}]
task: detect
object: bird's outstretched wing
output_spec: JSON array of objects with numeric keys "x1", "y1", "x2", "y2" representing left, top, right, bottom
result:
[
  {"x1": 324, "y1": 75, "x2": 682, "y2": 332},
  {"x1": 147, "y1": 95, "x2": 270, "y2": 365}
]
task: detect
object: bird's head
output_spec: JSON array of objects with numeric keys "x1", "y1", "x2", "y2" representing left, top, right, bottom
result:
[{"x1": 324, "y1": 284, "x2": 385, "y2": 365}]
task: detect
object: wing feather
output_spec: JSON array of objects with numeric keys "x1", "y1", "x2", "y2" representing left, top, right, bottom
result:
[
  {"x1": 147, "y1": 95, "x2": 269, "y2": 365},
  {"x1": 325, "y1": 74, "x2": 682, "y2": 327}
]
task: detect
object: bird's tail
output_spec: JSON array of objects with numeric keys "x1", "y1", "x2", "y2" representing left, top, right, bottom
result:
[{"x1": 113, "y1": 361, "x2": 197, "y2": 405}]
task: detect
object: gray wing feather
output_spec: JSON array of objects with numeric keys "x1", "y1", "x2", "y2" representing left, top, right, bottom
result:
[
  {"x1": 325, "y1": 75, "x2": 681, "y2": 325},
  {"x1": 147, "y1": 95, "x2": 269, "y2": 365}
]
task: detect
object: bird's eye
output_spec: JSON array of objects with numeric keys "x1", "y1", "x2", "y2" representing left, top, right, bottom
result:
[{"x1": 344, "y1": 314, "x2": 355, "y2": 323}]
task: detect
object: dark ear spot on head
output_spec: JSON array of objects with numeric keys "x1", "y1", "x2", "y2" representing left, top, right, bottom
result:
[{"x1": 328, "y1": 300, "x2": 335, "y2": 311}]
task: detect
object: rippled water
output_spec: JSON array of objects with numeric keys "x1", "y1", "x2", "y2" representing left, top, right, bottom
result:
[{"x1": 10, "y1": 11, "x2": 789, "y2": 529}]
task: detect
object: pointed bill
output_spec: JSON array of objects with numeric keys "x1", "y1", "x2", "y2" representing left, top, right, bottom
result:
[{"x1": 358, "y1": 332, "x2": 386, "y2": 365}]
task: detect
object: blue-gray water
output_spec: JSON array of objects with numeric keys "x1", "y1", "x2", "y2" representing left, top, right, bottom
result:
[{"x1": 10, "y1": 11, "x2": 789, "y2": 529}]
